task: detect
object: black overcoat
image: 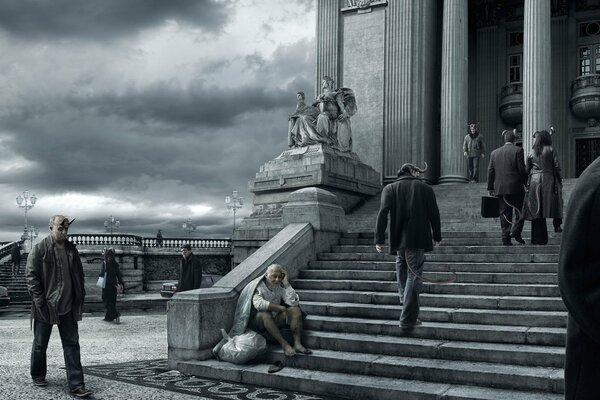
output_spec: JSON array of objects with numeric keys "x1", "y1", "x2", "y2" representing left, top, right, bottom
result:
[
  {"x1": 487, "y1": 143, "x2": 527, "y2": 196},
  {"x1": 522, "y1": 145, "x2": 563, "y2": 220},
  {"x1": 558, "y1": 156, "x2": 600, "y2": 400},
  {"x1": 375, "y1": 175, "x2": 441, "y2": 254},
  {"x1": 178, "y1": 253, "x2": 203, "y2": 292}
]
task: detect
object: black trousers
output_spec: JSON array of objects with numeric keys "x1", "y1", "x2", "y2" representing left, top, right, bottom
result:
[
  {"x1": 31, "y1": 311, "x2": 85, "y2": 390},
  {"x1": 498, "y1": 194, "x2": 524, "y2": 240}
]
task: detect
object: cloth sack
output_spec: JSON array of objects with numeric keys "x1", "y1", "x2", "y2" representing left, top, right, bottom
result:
[
  {"x1": 481, "y1": 196, "x2": 500, "y2": 218},
  {"x1": 96, "y1": 273, "x2": 106, "y2": 288},
  {"x1": 217, "y1": 329, "x2": 266, "y2": 364}
]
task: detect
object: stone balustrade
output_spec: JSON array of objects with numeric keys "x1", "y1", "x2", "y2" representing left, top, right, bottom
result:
[
  {"x1": 570, "y1": 74, "x2": 600, "y2": 126},
  {"x1": 499, "y1": 83, "x2": 523, "y2": 127},
  {"x1": 67, "y1": 234, "x2": 231, "y2": 251}
]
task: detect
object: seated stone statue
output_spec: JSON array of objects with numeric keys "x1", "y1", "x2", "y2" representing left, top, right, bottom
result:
[{"x1": 288, "y1": 76, "x2": 357, "y2": 152}]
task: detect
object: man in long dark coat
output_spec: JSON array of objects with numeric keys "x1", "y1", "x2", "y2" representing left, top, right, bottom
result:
[
  {"x1": 558, "y1": 156, "x2": 600, "y2": 400},
  {"x1": 487, "y1": 129, "x2": 527, "y2": 245},
  {"x1": 375, "y1": 163, "x2": 441, "y2": 329},
  {"x1": 177, "y1": 244, "x2": 203, "y2": 292}
]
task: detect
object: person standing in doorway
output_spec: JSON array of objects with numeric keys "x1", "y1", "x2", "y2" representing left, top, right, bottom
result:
[
  {"x1": 463, "y1": 123, "x2": 485, "y2": 183},
  {"x1": 375, "y1": 163, "x2": 442, "y2": 330},
  {"x1": 487, "y1": 129, "x2": 527, "y2": 246},
  {"x1": 177, "y1": 244, "x2": 203, "y2": 292},
  {"x1": 26, "y1": 215, "x2": 92, "y2": 398}
]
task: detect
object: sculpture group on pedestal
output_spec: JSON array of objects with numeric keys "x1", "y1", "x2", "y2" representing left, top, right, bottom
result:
[{"x1": 288, "y1": 76, "x2": 357, "y2": 152}]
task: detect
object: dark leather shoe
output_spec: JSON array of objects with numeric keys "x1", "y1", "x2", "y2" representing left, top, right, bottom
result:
[
  {"x1": 502, "y1": 240, "x2": 512, "y2": 246},
  {"x1": 513, "y1": 236, "x2": 525, "y2": 245},
  {"x1": 70, "y1": 386, "x2": 92, "y2": 398},
  {"x1": 32, "y1": 377, "x2": 48, "y2": 387},
  {"x1": 555, "y1": 226, "x2": 563, "y2": 233}
]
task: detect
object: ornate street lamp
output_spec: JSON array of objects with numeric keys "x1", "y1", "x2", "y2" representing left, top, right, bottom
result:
[
  {"x1": 16, "y1": 191, "x2": 37, "y2": 248},
  {"x1": 104, "y1": 216, "x2": 120, "y2": 234},
  {"x1": 225, "y1": 189, "x2": 244, "y2": 235},
  {"x1": 182, "y1": 218, "x2": 196, "y2": 236}
]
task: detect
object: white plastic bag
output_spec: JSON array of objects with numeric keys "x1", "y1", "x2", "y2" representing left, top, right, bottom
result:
[
  {"x1": 217, "y1": 329, "x2": 267, "y2": 364},
  {"x1": 96, "y1": 273, "x2": 106, "y2": 288}
]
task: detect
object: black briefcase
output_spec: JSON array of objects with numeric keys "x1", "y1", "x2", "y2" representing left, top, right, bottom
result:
[{"x1": 481, "y1": 196, "x2": 500, "y2": 218}]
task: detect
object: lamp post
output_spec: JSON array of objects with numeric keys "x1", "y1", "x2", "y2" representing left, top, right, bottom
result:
[
  {"x1": 182, "y1": 218, "x2": 196, "y2": 236},
  {"x1": 225, "y1": 189, "x2": 244, "y2": 235},
  {"x1": 16, "y1": 191, "x2": 37, "y2": 248},
  {"x1": 104, "y1": 216, "x2": 120, "y2": 234},
  {"x1": 21, "y1": 225, "x2": 39, "y2": 249}
]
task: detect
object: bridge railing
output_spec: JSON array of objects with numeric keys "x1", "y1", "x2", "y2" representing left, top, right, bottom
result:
[
  {"x1": 68, "y1": 234, "x2": 231, "y2": 250},
  {"x1": 0, "y1": 241, "x2": 19, "y2": 261}
]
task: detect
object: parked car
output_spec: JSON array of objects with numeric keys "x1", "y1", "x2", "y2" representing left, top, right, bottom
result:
[
  {"x1": 0, "y1": 286, "x2": 10, "y2": 308},
  {"x1": 160, "y1": 273, "x2": 223, "y2": 298}
]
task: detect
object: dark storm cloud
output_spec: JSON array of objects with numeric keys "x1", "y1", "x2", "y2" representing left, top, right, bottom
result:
[
  {"x1": 66, "y1": 81, "x2": 290, "y2": 128},
  {"x1": 0, "y1": 0, "x2": 232, "y2": 40}
]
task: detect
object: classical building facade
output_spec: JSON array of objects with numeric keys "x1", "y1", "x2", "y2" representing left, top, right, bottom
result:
[{"x1": 316, "y1": 0, "x2": 600, "y2": 183}]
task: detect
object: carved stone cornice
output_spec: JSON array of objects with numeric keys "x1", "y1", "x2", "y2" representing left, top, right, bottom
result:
[
  {"x1": 576, "y1": 0, "x2": 600, "y2": 12},
  {"x1": 473, "y1": 0, "x2": 503, "y2": 27}
]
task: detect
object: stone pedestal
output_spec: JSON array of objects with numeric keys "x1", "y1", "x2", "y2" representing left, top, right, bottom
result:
[
  {"x1": 249, "y1": 144, "x2": 381, "y2": 213},
  {"x1": 233, "y1": 148, "x2": 376, "y2": 266}
]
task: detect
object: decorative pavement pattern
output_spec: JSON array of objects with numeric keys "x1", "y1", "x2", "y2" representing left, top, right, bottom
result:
[{"x1": 84, "y1": 359, "x2": 336, "y2": 400}]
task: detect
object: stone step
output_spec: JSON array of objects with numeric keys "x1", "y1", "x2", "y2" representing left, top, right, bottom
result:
[
  {"x1": 342, "y1": 231, "x2": 562, "y2": 239},
  {"x1": 339, "y1": 237, "x2": 562, "y2": 246},
  {"x1": 296, "y1": 290, "x2": 566, "y2": 311},
  {"x1": 178, "y1": 359, "x2": 563, "y2": 400},
  {"x1": 262, "y1": 347, "x2": 563, "y2": 393},
  {"x1": 300, "y1": 269, "x2": 558, "y2": 284},
  {"x1": 318, "y1": 253, "x2": 559, "y2": 263},
  {"x1": 302, "y1": 330, "x2": 564, "y2": 368},
  {"x1": 332, "y1": 244, "x2": 559, "y2": 254},
  {"x1": 308, "y1": 261, "x2": 558, "y2": 273},
  {"x1": 293, "y1": 279, "x2": 560, "y2": 297},
  {"x1": 301, "y1": 302, "x2": 567, "y2": 327},
  {"x1": 304, "y1": 315, "x2": 565, "y2": 346}
]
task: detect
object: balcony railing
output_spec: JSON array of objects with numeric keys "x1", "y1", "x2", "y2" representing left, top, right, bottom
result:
[
  {"x1": 499, "y1": 83, "x2": 523, "y2": 126},
  {"x1": 68, "y1": 234, "x2": 231, "y2": 250},
  {"x1": 570, "y1": 74, "x2": 600, "y2": 126}
]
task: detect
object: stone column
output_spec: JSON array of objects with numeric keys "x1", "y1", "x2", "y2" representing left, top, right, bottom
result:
[
  {"x1": 384, "y1": 0, "x2": 438, "y2": 182},
  {"x1": 440, "y1": 0, "x2": 469, "y2": 184},
  {"x1": 316, "y1": 0, "x2": 342, "y2": 94},
  {"x1": 523, "y1": 0, "x2": 551, "y2": 155}
]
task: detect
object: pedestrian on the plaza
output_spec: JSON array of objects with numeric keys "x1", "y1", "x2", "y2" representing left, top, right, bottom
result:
[
  {"x1": 11, "y1": 241, "x2": 22, "y2": 276},
  {"x1": 156, "y1": 229, "x2": 163, "y2": 246},
  {"x1": 25, "y1": 215, "x2": 92, "y2": 398},
  {"x1": 177, "y1": 244, "x2": 202, "y2": 292},
  {"x1": 557, "y1": 155, "x2": 600, "y2": 400},
  {"x1": 375, "y1": 162, "x2": 441, "y2": 330},
  {"x1": 522, "y1": 129, "x2": 563, "y2": 245},
  {"x1": 487, "y1": 129, "x2": 527, "y2": 246},
  {"x1": 100, "y1": 248, "x2": 124, "y2": 323},
  {"x1": 463, "y1": 123, "x2": 485, "y2": 183}
]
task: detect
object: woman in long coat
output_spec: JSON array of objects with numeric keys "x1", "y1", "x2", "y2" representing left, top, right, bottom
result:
[
  {"x1": 522, "y1": 130, "x2": 563, "y2": 245},
  {"x1": 100, "y1": 248, "x2": 125, "y2": 323}
]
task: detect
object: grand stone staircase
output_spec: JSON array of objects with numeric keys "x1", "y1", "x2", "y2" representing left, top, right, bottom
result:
[
  {"x1": 178, "y1": 181, "x2": 576, "y2": 400},
  {"x1": 0, "y1": 256, "x2": 30, "y2": 306}
]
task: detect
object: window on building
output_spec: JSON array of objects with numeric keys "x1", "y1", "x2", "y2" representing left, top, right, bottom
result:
[
  {"x1": 578, "y1": 21, "x2": 600, "y2": 76},
  {"x1": 578, "y1": 45, "x2": 600, "y2": 75},
  {"x1": 508, "y1": 54, "x2": 522, "y2": 83}
]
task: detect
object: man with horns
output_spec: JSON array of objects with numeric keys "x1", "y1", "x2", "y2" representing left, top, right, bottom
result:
[
  {"x1": 375, "y1": 163, "x2": 442, "y2": 330},
  {"x1": 26, "y1": 215, "x2": 92, "y2": 398},
  {"x1": 487, "y1": 129, "x2": 527, "y2": 246}
]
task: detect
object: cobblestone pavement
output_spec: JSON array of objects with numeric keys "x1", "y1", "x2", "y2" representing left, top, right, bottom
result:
[{"x1": 0, "y1": 311, "x2": 331, "y2": 400}]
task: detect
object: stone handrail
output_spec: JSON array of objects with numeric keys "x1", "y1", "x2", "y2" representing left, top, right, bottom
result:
[
  {"x1": 0, "y1": 241, "x2": 19, "y2": 261},
  {"x1": 571, "y1": 74, "x2": 600, "y2": 93},
  {"x1": 68, "y1": 234, "x2": 231, "y2": 250},
  {"x1": 167, "y1": 222, "x2": 316, "y2": 364}
]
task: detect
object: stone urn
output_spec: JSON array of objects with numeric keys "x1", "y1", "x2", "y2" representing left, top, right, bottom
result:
[
  {"x1": 499, "y1": 83, "x2": 523, "y2": 127},
  {"x1": 570, "y1": 74, "x2": 600, "y2": 126}
]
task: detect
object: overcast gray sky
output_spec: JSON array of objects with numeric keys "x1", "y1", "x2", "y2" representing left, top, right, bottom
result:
[{"x1": 0, "y1": 0, "x2": 316, "y2": 241}]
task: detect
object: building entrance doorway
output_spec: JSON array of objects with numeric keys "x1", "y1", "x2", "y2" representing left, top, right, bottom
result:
[{"x1": 576, "y1": 138, "x2": 600, "y2": 176}]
